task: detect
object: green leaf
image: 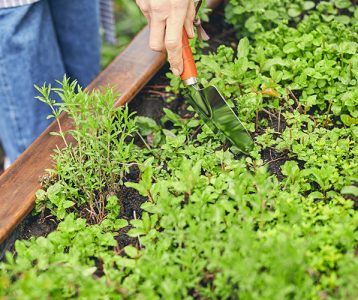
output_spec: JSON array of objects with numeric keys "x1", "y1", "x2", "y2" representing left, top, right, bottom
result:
[
  {"x1": 136, "y1": 116, "x2": 158, "y2": 135},
  {"x1": 114, "y1": 219, "x2": 128, "y2": 229},
  {"x1": 341, "y1": 186, "x2": 358, "y2": 197},
  {"x1": 127, "y1": 228, "x2": 146, "y2": 237},
  {"x1": 81, "y1": 267, "x2": 97, "y2": 277},
  {"x1": 47, "y1": 182, "x2": 62, "y2": 198},
  {"x1": 187, "y1": 119, "x2": 200, "y2": 128},
  {"x1": 340, "y1": 115, "x2": 358, "y2": 126},
  {"x1": 162, "y1": 129, "x2": 177, "y2": 138},
  {"x1": 265, "y1": 10, "x2": 279, "y2": 20},
  {"x1": 124, "y1": 245, "x2": 139, "y2": 258},
  {"x1": 335, "y1": 15, "x2": 351, "y2": 24},
  {"x1": 283, "y1": 42, "x2": 298, "y2": 54},
  {"x1": 237, "y1": 37, "x2": 250, "y2": 58},
  {"x1": 141, "y1": 202, "x2": 157, "y2": 213},
  {"x1": 162, "y1": 108, "x2": 182, "y2": 125},
  {"x1": 130, "y1": 219, "x2": 143, "y2": 228},
  {"x1": 288, "y1": 7, "x2": 301, "y2": 18},
  {"x1": 125, "y1": 182, "x2": 148, "y2": 197},
  {"x1": 35, "y1": 189, "x2": 46, "y2": 201},
  {"x1": 262, "y1": 58, "x2": 287, "y2": 71},
  {"x1": 63, "y1": 201, "x2": 75, "y2": 209},
  {"x1": 334, "y1": 0, "x2": 352, "y2": 9},
  {"x1": 303, "y1": 1, "x2": 315, "y2": 10},
  {"x1": 338, "y1": 42, "x2": 357, "y2": 54},
  {"x1": 245, "y1": 16, "x2": 260, "y2": 33}
]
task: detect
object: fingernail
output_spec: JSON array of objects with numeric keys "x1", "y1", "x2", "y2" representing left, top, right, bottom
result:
[{"x1": 172, "y1": 68, "x2": 180, "y2": 76}]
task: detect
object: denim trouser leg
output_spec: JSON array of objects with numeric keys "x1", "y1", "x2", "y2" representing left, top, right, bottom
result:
[
  {"x1": 48, "y1": 0, "x2": 101, "y2": 88},
  {"x1": 0, "y1": 2, "x2": 64, "y2": 162},
  {"x1": 0, "y1": 0, "x2": 100, "y2": 162}
]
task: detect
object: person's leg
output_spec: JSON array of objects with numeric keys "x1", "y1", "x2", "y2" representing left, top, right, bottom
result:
[
  {"x1": 0, "y1": 1, "x2": 66, "y2": 162},
  {"x1": 48, "y1": 0, "x2": 101, "y2": 88}
]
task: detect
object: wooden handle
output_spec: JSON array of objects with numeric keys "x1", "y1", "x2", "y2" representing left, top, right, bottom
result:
[{"x1": 180, "y1": 29, "x2": 198, "y2": 81}]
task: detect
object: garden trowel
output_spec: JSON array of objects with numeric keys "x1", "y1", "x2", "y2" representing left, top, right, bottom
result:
[{"x1": 180, "y1": 29, "x2": 254, "y2": 154}]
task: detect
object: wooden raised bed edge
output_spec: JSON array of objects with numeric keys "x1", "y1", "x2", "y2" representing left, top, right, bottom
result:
[{"x1": 0, "y1": 0, "x2": 222, "y2": 245}]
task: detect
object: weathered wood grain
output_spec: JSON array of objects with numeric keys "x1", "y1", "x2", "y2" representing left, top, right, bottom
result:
[{"x1": 0, "y1": 0, "x2": 222, "y2": 244}]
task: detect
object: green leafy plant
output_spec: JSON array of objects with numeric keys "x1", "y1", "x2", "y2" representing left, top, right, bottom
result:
[
  {"x1": 1, "y1": 1, "x2": 358, "y2": 299},
  {"x1": 35, "y1": 78, "x2": 139, "y2": 222},
  {"x1": 225, "y1": 0, "x2": 356, "y2": 36}
]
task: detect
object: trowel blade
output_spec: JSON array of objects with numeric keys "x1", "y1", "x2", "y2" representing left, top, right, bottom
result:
[{"x1": 185, "y1": 84, "x2": 254, "y2": 154}]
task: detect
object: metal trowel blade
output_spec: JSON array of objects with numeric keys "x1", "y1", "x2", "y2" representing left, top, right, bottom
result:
[{"x1": 185, "y1": 84, "x2": 254, "y2": 154}]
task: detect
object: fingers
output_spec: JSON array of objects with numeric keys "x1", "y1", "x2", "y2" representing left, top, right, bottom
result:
[
  {"x1": 184, "y1": 0, "x2": 196, "y2": 39},
  {"x1": 136, "y1": 0, "x2": 195, "y2": 76},
  {"x1": 165, "y1": 21, "x2": 183, "y2": 76},
  {"x1": 165, "y1": 0, "x2": 190, "y2": 75},
  {"x1": 148, "y1": 0, "x2": 167, "y2": 51},
  {"x1": 149, "y1": 18, "x2": 166, "y2": 51}
]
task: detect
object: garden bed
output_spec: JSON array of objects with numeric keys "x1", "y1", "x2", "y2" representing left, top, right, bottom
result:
[
  {"x1": 0, "y1": 3, "x2": 230, "y2": 256},
  {"x1": 1, "y1": 1, "x2": 358, "y2": 299}
]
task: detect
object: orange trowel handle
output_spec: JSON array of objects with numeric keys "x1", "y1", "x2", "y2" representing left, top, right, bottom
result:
[{"x1": 180, "y1": 29, "x2": 198, "y2": 82}]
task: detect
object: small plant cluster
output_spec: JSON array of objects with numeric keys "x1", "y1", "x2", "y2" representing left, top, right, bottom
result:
[
  {"x1": 193, "y1": 2, "x2": 358, "y2": 197},
  {"x1": 225, "y1": 0, "x2": 355, "y2": 35},
  {"x1": 1, "y1": 1, "x2": 358, "y2": 299},
  {"x1": 34, "y1": 78, "x2": 139, "y2": 223}
]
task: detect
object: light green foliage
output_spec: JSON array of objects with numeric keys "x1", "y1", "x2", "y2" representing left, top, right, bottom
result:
[
  {"x1": 275, "y1": 113, "x2": 358, "y2": 194},
  {"x1": 3, "y1": 119, "x2": 357, "y2": 298},
  {"x1": 253, "y1": 15, "x2": 357, "y2": 117},
  {"x1": 1, "y1": 1, "x2": 358, "y2": 299},
  {"x1": 1, "y1": 85, "x2": 358, "y2": 299},
  {"x1": 195, "y1": 12, "x2": 357, "y2": 122},
  {"x1": 125, "y1": 158, "x2": 154, "y2": 200},
  {"x1": 120, "y1": 155, "x2": 358, "y2": 299},
  {"x1": 191, "y1": 6, "x2": 358, "y2": 203},
  {"x1": 0, "y1": 198, "x2": 128, "y2": 299},
  {"x1": 35, "y1": 182, "x2": 75, "y2": 220},
  {"x1": 225, "y1": 0, "x2": 356, "y2": 35},
  {"x1": 226, "y1": 0, "x2": 312, "y2": 34}
]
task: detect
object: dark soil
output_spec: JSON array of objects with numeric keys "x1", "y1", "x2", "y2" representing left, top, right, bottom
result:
[
  {"x1": 17, "y1": 213, "x2": 58, "y2": 240},
  {"x1": 0, "y1": 213, "x2": 57, "y2": 259},
  {"x1": 115, "y1": 165, "x2": 147, "y2": 249}
]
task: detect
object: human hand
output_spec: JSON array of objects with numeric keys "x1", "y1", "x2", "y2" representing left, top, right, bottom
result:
[{"x1": 136, "y1": 0, "x2": 196, "y2": 76}]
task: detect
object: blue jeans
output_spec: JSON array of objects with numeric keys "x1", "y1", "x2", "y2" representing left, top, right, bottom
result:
[{"x1": 0, "y1": 0, "x2": 101, "y2": 162}]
